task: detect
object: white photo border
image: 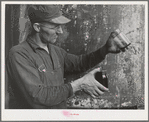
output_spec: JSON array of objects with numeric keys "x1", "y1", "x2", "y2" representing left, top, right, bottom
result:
[{"x1": 1, "y1": 1, "x2": 148, "y2": 121}]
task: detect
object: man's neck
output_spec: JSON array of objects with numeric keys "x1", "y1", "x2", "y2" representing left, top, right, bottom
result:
[{"x1": 31, "y1": 33, "x2": 49, "y2": 54}]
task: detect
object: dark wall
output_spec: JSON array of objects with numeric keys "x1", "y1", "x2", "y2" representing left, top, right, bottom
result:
[
  {"x1": 56, "y1": 5, "x2": 145, "y2": 107},
  {"x1": 5, "y1": 5, "x2": 20, "y2": 57},
  {"x1": 5, "y1": 5, "x2": 20, "y2": 108}
]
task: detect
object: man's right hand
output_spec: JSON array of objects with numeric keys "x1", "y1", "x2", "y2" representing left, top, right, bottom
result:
[{"x1": 70, "y1": 67, "x2": 109, "y2": 98}]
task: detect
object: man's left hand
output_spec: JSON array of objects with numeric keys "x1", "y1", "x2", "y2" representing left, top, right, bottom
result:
[{"x1": 104, "y1": 32, "x2": 129, "y2": 54}]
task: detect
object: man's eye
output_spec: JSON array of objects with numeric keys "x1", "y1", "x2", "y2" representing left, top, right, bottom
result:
[
  {"x1": 51, "y1": 26, "x2": 58, "y2": 29},
  {"x1": 56, "y1": 25, "x2": 60, "y2": 29},
  {"x1": 55, "y1": 26, "x2": 59, "y2": 29}
]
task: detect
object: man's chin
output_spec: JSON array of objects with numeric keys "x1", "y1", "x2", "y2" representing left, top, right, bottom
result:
[
  {"x1": 47, "y1": 39, "x2": 57, "y2": 44},
  {"x1": 52, "y1": 39, "x2": 57, "y2": 44}
]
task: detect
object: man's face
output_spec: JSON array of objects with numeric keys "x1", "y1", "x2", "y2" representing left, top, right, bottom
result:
[{"x1": 39, "y1": 22, "x2": 63, "y2": 44}]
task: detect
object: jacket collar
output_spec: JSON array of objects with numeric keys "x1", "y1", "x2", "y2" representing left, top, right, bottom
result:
[{"x1": 26, "y1": 36, "x2": 51, "y2": 53}]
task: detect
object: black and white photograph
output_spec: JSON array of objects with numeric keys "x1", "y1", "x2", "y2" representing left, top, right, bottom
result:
[{"x1": 1, "y1": 1, "x2": 148, "y2": 121}]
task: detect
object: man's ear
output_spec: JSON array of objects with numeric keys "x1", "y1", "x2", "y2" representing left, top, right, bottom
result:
[{"x1": 33, "y1": 23, "x2": 40, "y2": 32}]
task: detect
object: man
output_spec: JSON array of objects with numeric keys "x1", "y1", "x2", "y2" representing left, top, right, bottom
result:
[{"x1": 6, "y1": 5, "x2": 128, "y2": 109}]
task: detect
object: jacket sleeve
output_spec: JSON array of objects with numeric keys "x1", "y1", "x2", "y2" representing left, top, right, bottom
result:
[
  {"x1": 7, "y1": 50, "x2": 73, "y2": 108},
  {"x1": 61, "y1": 46, "x2": 107, "y2": 73}
]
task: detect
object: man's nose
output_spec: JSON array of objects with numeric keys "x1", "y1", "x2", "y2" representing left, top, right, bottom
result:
[{"x1": 56, "y1": 26, "x2": 63, "y2": 34}]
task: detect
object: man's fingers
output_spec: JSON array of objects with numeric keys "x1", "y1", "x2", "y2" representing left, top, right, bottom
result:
[
  {"x1": 120, "y1": 38, "x2": 129, "y2": 48},
  {"x1": 92, "y1": 90, "x2": 100, "y2": 96},
  {"x1": 95, "y1": 87, "x2": 104, "y2": 95},
  {"x1": 96, "y1": 81, "x2": 109, "y2": 91},
  {"x1": 115, "y1": 48, "x2": 121, "y2": 53},
  {"x1": 84, "y1": 90, "x2": 100, "y2": 98},
  {"x1": 91, "y1": 88, "x2": 105, "y2": 98},
  {"x1": 120, "y1": 48, "x2": 126, "y2": 52},
  {"x1": 113, "y1": 36, "x2": 128, "y2": 49},
  {"x1": 125, "y1": 46, "x2": 129, "y2": 50},
  {"x1": 117, "y1": 40, "x2": 126, "y2": 49},
  {"x1": 90, "y1": 67, "x2": 102, "y2": 74},
  {"x1": 91, "y1": 94, "x2": 97, "y2": 98}
]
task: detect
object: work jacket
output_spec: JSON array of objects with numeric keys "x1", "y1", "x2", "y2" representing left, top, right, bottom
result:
[{"x1": 6, "y1": 36, "x2": 106, "y2": 109}]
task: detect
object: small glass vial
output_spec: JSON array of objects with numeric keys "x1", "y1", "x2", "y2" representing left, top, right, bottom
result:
[
  {"x1": 112, "y1": 29, "x2": 131, "y2": 49},
  {"x1": 94, "y1": 71, "x2": 108, "y2": 88}
]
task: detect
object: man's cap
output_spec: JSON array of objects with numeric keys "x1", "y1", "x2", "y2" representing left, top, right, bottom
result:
[{"x1": 28, "y1": 5, "x2": 71, "y2": 24}]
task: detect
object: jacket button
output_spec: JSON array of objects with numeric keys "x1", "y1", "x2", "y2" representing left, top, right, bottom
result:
[{"x1": 51, "y1": 71, "x2": 54, "y2": 74}]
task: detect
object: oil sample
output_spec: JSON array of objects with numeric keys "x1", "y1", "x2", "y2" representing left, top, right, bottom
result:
[{"x1": 94, "y1": 71, "x2": 108, "y2": 88}]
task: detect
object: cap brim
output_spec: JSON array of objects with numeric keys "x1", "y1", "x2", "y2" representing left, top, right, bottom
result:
[{"x1": 51, "y1": 15, "x2": 71, "y2": 24}]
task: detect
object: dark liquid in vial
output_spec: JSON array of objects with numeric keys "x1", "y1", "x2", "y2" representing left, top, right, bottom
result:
[{"x1": 94, "y1": 72, "x2": 108, "y2": 88}]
